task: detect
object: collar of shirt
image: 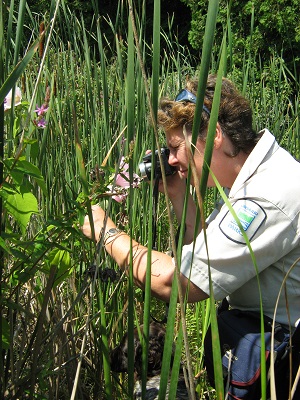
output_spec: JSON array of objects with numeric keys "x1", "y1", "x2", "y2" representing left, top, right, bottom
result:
[{"x1": 229, "y1": 129, "x2": 277, "y2": 198}]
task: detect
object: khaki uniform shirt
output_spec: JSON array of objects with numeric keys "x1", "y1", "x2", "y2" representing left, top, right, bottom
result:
[{"x1": 180, "y1": 129, "x2": 300, "y2": 327}]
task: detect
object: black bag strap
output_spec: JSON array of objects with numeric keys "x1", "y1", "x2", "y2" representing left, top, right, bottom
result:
[{"x1": 217, "y1": 298, "x2": 229, "y2": 315}]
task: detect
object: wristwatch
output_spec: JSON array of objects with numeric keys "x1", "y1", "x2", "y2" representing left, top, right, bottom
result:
[{"x1": 103, "y1": 228, "x2": 121, "y2": 245}]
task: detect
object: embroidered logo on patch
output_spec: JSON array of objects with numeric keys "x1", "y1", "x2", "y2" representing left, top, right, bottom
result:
[{"x1": 219, "y1": 199, "x2": 266, "y2": 244}]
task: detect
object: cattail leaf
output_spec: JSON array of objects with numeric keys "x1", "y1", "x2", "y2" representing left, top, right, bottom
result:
[{"x1": 0, "y1": 32, "x2": 45, "y2": 106}]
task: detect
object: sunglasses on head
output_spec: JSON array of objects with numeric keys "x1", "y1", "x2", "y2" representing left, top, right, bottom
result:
[{"x1": 175, "y1": 89, "x2": 211, "y2": 116}]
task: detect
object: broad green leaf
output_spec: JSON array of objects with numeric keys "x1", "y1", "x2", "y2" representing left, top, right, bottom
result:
[
  {"x1": 5, "y1": 158, "x2": 47, "y2": 195},
  {"x1": 47, "y1": 248, "x2": 72, "y2": 287},
  {"x1": 49, "y1": 248, "x2": 70, "y2": 267},
  {"x1": 4, "y1": 191, "x2": 38, "y2": 235}
]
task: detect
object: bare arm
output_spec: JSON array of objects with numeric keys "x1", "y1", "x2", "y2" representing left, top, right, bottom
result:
[
  {"x1": 161, "y1": 174, "x2": 200, "y2": 244},
  {"x1": 81, "y1": 205, "x2": 208, "y2": 303}
]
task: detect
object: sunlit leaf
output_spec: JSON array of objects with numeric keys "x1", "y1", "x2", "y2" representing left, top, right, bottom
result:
[
  {"x1": 45, "y1": 248, "x2": 72, "y2": 287},
  {"x1": 4, "y1": 191, "x2": 38, "y2": 235}
]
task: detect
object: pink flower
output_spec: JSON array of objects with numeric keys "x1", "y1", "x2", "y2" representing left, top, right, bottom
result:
[
  {"x1": 33, "y1": 103, "x2": 48, "y2": 128},
  {"x1": 37, "y1": 118, "x2": 47, "y2": 128},
  {"x1": 115, "y1": 157, "x2": 140, "y2": 188},
  {"x1": 106, "y1": 157, "x2": 141, "y2": 203},
  {"x1": 33, "y1": 118, "x2": 47, "y2": 128},
  {"x1": 4, "y1": 87, "x2": 22, "y2": 111},
  {"x1": 112, "y1": 191, "x2": 128, "y2": 204},
  {"x1": 34, "y1": 104, "x2": 49, "y2": 115},
  {"x1": 105, "y1": 185, "x2": 127, "y2": 203}
]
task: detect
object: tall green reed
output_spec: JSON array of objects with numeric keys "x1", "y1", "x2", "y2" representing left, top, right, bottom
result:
[{"x1": 1, "y1": 0, "x2": 299, "y2": 398}]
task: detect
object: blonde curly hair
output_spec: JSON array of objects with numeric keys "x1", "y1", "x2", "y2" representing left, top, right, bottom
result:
[{"x1": 157, "y1": 74, "x2": 258, "y2": 156}]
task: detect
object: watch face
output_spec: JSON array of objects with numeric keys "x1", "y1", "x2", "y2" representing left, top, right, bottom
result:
[
  {"x1": 104, "y1": 228, "x2": 119, "y2": 241},
  {"x1": 104, "y1": 228, "x2": 120, "y2": 243}
]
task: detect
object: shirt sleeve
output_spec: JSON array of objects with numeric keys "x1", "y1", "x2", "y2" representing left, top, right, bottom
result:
[{"x1": 180, "y1": 197, "x2": 299, "y2": 300}]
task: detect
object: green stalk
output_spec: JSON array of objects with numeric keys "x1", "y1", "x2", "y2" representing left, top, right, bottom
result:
[
  {"x1": 0, "y1": 0, "x2": 4, "y2": 394},
  {"x1": 194, "y1": 0, "x2": 220, "y2": 197},
  {"x1": 184, "y1": 24, "x2": 227, "y2": 400},
  {"x1": 126, "y1": 1, "x2": 136, "y2": 397},
  {"x1": 137, "y1": 0, "x2": 161, "y2": 395},
  {"x1": 171, "y1": 1, "x2": 220, "y2": 396},
  {"x1": 151, "y1": 0, "x2": 160, "y2": 119},
  {"x1": 1, "y1": 0, "x2": 299, "y2": 397},
  {"x1": 179, "y1": 2, "x2": 220, "y2": 307},
  {"x1": 7, "y1": 0, "x2": 26, "y2": 156},
  {"x1": 0, "y1": 38, "x2": 41, "y2": 106},
  {"x1": 242, "y1": 2, "x2": 255, "y2": 95},
  {"x1": 211, "y1": 173, "x2": 268, "y2": 399},
  {"x1": 4, "y1": 0, "x2": 14, "y2": 77},
  {"x1": 13, "y1": 0, "x2": 26, "y2": 68}
]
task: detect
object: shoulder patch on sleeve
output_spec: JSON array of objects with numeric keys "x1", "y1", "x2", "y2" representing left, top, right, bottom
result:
[{"x1": 219, "y1": 199, "x2": 266, "y2": 244}]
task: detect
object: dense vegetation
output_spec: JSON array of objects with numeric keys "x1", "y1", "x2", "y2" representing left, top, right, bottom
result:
[
  {"x1": 0, "y1": 0, "x2": 299, "y2": 399},
  {"x1": 183, "y1": 0, "x2": 300, "y2": 73},
  {"x1": 18, "y1": 0, "x2": 300, "y2": 75}
]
